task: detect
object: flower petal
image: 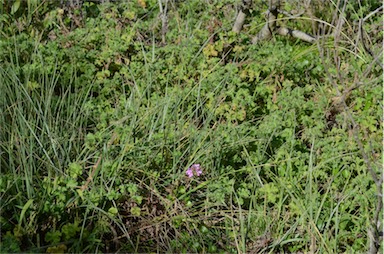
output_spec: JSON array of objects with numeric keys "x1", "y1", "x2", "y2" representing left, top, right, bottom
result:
[{"x1": 186, "y1": 168, "x2": 194, "y2": 178}]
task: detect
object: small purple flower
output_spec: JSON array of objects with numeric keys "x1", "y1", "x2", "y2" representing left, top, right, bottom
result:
[{"x1": 186, "y1": 164, "x2": 202, "y2": 178}]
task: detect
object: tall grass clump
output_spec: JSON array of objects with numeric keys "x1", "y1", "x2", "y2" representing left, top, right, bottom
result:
[{"x1": 0, "y1": 42, "x2": 94, "y2": 252}]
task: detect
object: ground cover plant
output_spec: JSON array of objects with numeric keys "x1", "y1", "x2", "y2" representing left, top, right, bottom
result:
[{"x1": 0, "y1": 0, "x2": 382, "y2": 253}]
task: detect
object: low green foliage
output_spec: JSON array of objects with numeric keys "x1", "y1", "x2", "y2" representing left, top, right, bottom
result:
[{"x1": 0, "y1": 0, "x2": 382, "y2": 253}]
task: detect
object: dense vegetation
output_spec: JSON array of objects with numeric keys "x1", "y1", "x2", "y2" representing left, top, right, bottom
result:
[{"x1": 0, "y1": 0, "x2": 382, "y2": 253}]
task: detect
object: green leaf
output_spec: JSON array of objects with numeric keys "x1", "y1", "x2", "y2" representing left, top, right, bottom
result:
[
  {"x1": 69, "y1": 162, "x2": 82, "y2": 179},
  {"x1": 18, "y1": 199, "x2": 33, "y2": 228},
  {"x1": 62, "y1": 222, "x2": 80, "y2": 240},
  {"x1": 108, "y1": 207, "x2": 118, "y2": 216},
  {"x1": 130, "y1": 207, "x2": 141, "y2": 216},
  {"x1": 66, "y1": 179, "x2": 78, "y2": 188},
  {"x1": 45, "y1": 231, "x2": 62, "y2": 244},
  {"x1": 11, "y1": 0, "x2": 21, "y2": 14}
]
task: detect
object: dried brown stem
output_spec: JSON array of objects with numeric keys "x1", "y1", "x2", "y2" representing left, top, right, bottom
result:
[
  {"x1": 80, "y1": 156, "x2": 102, "y2": 191},
  {"x1": 79, "y1": 132, "x2": 117, "y2": 191}
]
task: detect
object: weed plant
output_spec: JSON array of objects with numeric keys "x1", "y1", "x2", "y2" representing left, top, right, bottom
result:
[{"x1": 0, "y1": 0, "x2": 382, "y2": 253}]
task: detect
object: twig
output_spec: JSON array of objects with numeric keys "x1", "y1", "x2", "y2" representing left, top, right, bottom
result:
[
  {"x1": 233, "y1": 10, "x2": 248, "y2": 33},
  {"x1": 158, "y1": 0, "x2": 169, "y2": 45},
  {"x1": 363, "y1": 6, "x2": 383, "y2": 22},
  {"x1": 277, "y1": 9, "x2": 305, "y2": 18},
  {"x1": 359, "y1": 6, "x2": 383, "y2": 68},
  {"x1": 276, "y1": 26, "x2": 316, "y2": 43},
  {"x1": 252, "y1": 7, "x2": 279, "y2": 44},
  {"x1": 232, "y1": 0, "x2": 253, "y2": 33},
  {"x1": 252, "y1": 0, "x2": 316, "y2": 44}
]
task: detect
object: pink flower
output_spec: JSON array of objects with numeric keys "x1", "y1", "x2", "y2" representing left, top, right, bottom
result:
[{"x1": 186, "y1": 164, "x2": 202, "y2": 178}]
